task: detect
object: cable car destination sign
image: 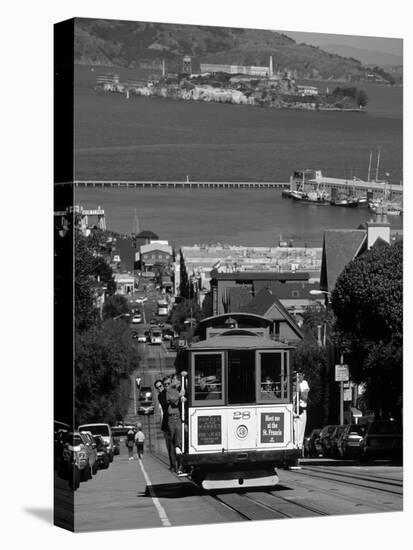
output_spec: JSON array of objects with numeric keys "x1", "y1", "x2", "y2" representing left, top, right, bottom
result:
[{"x1": 335, "y1": 364, "x2": 349, "y2": 382}]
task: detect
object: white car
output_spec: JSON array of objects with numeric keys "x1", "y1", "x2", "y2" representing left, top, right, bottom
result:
[
  {"x1": 135, "y1": 297, "x2": 148, "y2": 304},
  {"x1": 132, "y1": 314, "x2": 142, "y2": 324},
  {"x1": 137, "y1": 334, "x2": 147, "y2": 343}
]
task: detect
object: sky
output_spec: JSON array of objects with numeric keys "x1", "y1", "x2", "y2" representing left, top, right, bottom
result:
[{"x1": 281, "y1": 30, "x2": 403, "y2": 57}]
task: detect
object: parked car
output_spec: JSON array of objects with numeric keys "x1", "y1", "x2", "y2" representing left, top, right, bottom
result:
[
  {"x1": 337, "y1": 424, "x2": 366, "y2": 459},
  {"x1": 78, "y1": 430, "x2": 99, "y2": 475},
  {"x1": 319, "y1": 425, "x2": 339, "y2": 457},
  {"x1": 54, "y1": 421, "x2": 70, "y2": 471},
  {"x1": 93, "y1": 435, "x2": 110, "y2": 469},
  {"x1": 59, "y1": 431, "x2": 91, "y2": 489},
  {"x1": 132, "y1": 314, "x2": 142, "y2": 324},
  {"x1": 78, "y1": 423, "x2": 115, "y2": 462},
  {"x1": 330, "y1": 425, "x2": 347, "y2": 458},
  {"x1": 137, "y1": 334, "x2": 147, "y2": 343},
  {"x1": 307, "y1": 429, "x2": 323, "y2": 458},
  {"x1": 359, "y1": 420, "x2": 403, "y2": 462}
]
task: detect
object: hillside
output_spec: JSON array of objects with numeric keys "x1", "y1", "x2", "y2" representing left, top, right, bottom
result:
[{"x1": 74, "y1": 18, "x2": 378, "y2": 82}]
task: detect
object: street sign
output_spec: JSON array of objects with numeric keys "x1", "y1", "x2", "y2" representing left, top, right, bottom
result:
[
  {"x1": 343, "y1": 388, "x2": 352, "y2": 401},
  {"x1": 335, "y1": 364, "x2": 349, "y2": 382}
]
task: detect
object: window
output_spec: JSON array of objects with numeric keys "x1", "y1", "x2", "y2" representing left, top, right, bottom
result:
[
  {"x1": 257, "y1": 351, "x2": 288, "y2": 402},
  {"x1": 192, "y1": 353, "x2": 224, "y2": 405},
  {"x1": 228, "y1": 350, "x2": 255, "y2": 404}
]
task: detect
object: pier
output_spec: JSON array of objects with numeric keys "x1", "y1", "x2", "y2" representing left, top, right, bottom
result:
[{"x1": 69, "y1": 180, "x2": 290, "y2": 189}]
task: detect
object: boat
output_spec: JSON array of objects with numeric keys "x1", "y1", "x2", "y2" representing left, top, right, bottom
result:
[
  {"x1": 356, "y1": 196, "x2": 369, "y2": 206},
  {"x1": 369, "y1": 198, "x2": 403, "y2": 216},
  {"x1": 299, "y1": 190, "x2": 329, "y2": 204},
  {"x1": 330, "y1": 195, "x2": 359, "y2": 207},
  {"x1": 290, "y1": 190, "x2": 306, "y2": 200}
]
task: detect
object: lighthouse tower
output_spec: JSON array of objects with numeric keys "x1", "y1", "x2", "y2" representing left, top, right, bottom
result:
[{"x1": 269, "y1": 55, "x2": 274, "y2": 78}]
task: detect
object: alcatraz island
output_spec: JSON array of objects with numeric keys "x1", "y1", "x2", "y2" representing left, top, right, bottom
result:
[{"x1": 95, "y1": 55, "x2": 369, "y2": 112}]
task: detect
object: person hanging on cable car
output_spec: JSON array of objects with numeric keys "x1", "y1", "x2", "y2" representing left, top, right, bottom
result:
[
  {"x1": 293, "y1": 372, "x2": 310, "y2": 453},
  {"x1": 166, "y1": 373, "x2": 186, "y2": 475}
]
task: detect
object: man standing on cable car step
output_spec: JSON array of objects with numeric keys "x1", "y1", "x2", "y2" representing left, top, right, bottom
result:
[
  {"x1": 293, "y1": 372, "x2": 310, "y2": 455},
  {"x1": 166, "y1": 373, "x2": 186, "y2": 476},
  {"x1": 154, "y1": 377, "x2": 174, "y2": 471}
]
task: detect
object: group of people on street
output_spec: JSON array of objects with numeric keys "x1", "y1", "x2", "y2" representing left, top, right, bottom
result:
[
  {"x1": 126, "y1": 425, "x2": 145, "y2": 460},
  {"x1": 154, "y1": 372, "x2": 187, "y2": 476}
]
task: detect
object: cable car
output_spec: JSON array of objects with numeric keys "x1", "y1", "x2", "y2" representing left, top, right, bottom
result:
[{"x1": 175, "y1": 313, "x2": 302, "y2": 490}]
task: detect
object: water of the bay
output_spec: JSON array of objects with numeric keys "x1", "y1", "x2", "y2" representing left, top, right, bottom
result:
[{"x1": 74, "y1": 65, "x2": 403, "y2": 246}]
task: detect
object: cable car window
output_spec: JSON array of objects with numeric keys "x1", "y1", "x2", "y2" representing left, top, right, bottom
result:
[
  {"x1": 193, "y1": 353, "x2": 224, "y2": 404},
  {"x1": 228, "y1": 350, "x2": 255, "y2": 404},
  {"x1": 257, "y1": 352, "x2": 287, "y2": 402}
]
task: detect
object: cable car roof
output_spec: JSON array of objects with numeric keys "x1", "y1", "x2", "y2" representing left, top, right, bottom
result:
[{"x1": 189, "y1": 335, "x2": 293, "y2": 350}]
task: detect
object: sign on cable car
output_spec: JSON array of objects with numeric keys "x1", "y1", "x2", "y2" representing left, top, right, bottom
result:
[{"x1": 335, "y1": 364, "x2": 349, "y2": 382}]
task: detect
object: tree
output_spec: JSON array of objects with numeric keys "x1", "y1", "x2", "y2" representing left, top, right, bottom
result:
[
  {"x1": 331, "y1": 241, "x2": 402, "y2": 419},
  {"x1": 75, "y1": 321, "x2": 140, "y2": 425},
  {"x1": 293, "y1": 304, "x2": 330, "y2": 430},
  {"x1": 103, "y1": 294, "x2": 131, "y2": 320},
  {"x1": 75, "y1": 235, "x2": 99, "y2": 331},
  {"x1": 356, "y1": 89, "x2": 368, "y2": 108},
  {"x1": 169, "y1": 298, "x2": 205, "y2": 336}
]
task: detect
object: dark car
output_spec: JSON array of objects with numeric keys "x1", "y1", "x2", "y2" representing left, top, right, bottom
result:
[
  {"x1": 307, "y1": 429, "x2": 323, "y2": 458},
  {"x1": 59, "y1": 431, "x2": 91, "y2": 490},
  {"x1": 94, "y1": 435, "x2": 110, "y2": 469},
  {"x1": 138, "y1": 402, "x2": 155, "y2": 415},
  {"x1": 319, "y1": 425, "x2": 339, "y2": 457},
  {"x1": 337, "y1": 424, "x2": 366, "y2": 459},
  {"x1": 139, "y1": 387, "x2": 153, "y2": 402},
  {"x1": 359, "y1": 420, "x2": 402, "y2": 462},
  {"x1": 330, "y1": 425, "x2": 346, "y2": 458},
  {"x1": 137, "y1": 386, "x2": 154, "y2": 415}
]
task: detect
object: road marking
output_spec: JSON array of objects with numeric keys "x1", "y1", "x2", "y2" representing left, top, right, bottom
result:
[{"x1": 137, "y1": 459, "x2": 171, "y2": 527}]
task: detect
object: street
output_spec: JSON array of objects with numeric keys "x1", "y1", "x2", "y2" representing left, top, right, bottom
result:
[{"x1": 65, "y1": 338, "x2": 403, "y2": 532}]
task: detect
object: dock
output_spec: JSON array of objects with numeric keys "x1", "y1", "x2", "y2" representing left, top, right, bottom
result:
[{"x1": 69, "y1": 180, "x2": 290, "y2": 189}]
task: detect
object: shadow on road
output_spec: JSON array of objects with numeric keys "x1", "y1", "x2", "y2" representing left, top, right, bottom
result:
[{"x1": 141, "y1": 481, "x2": 202, "y2": 499}]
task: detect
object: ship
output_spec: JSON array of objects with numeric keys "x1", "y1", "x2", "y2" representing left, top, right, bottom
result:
[{"x1": 330, "y1": 195, "x2": 359, "y2": 207}]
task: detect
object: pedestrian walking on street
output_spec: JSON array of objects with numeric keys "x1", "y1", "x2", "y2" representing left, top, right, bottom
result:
[
  {"x1": 135, "y1": 426, "x2": 145, "y2": 459},
  {"x1": 126, "y1": 427, "x2": 135, "y2": 460}
]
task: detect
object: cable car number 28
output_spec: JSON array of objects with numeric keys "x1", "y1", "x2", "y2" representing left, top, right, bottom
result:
[{"x1": 233, "y1": 411, "x2": 251, "y2": 420}]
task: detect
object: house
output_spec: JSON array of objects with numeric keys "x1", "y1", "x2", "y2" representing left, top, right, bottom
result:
[
  {"x1": 210, "y1": 270, "x2": 311, "y2": 316},
  {"x1": 319, "y1": 214, "x2": 401, "y2": 295},
  {"x1": 139, "y1": 241, "x2": 174, "y2": 278},
  {"x1": 114, "y1": 272, "x2": 135, "y2": 296},
  {"x1": 239, "y1": 288, "x2": 303, "y2": 343}
]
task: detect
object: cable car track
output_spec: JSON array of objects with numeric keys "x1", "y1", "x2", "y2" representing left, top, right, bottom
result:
[
  {"x1": 301, "y1": 465, "x2": 402, "y2": 486},
  {"x1": 296, "y1": 467, "x2": 403, "y2": 496},
  {"x1": 210, "y1": 490, "x2": 328, "y2": 520}
]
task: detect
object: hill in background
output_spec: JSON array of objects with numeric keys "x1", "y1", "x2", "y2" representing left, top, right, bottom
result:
[{"x1": 74, "y1": 18, "x2": 391, "y2": 82}]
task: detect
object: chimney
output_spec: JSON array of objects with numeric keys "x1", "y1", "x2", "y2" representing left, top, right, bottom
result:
[{"x1": 366, "y1": 209, "x2": 390, "y2": 248}]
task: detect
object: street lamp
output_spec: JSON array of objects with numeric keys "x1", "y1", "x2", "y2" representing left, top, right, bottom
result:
[{"x1": 309, "y1": 289, "x2": 331, "y2": 297}]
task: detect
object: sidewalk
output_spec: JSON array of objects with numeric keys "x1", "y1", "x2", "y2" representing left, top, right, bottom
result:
[
  {"x1": 74, "y1": 447, "x2": 238, "y2": 532},
  {"x1": 74, "y1": 448, "x2": 178, "y2": 532}
]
